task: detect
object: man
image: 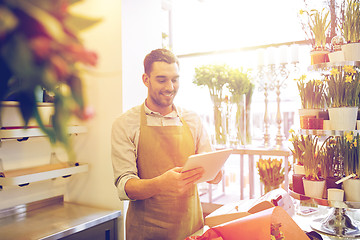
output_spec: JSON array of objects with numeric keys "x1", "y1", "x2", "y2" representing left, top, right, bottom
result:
[{"x1": 112, "y1": 48, "x2": 222, "y2": 240}]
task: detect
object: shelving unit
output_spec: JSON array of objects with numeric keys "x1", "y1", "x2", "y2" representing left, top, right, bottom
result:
[{"x1": 0, "y1": 125, "x2": 89, "y2": 189}]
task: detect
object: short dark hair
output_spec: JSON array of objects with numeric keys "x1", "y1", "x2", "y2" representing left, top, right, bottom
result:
[{"x1": 143, "y1": 48, "x2": 179, "y2": 74}]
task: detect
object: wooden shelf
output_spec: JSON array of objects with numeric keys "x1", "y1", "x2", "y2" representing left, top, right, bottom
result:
[
  {"x1": 0, "y1": 163, "x2": 89, "y2": 187},
  {"x1": 0, "y1": 126, "x2": 87, "y2": 139},
  {"x1": 308, "y1": 61, "x2": 360, "y2": 71},
  {"x1": 299, "y1": 129, "x2": 360, "y2": 136}
]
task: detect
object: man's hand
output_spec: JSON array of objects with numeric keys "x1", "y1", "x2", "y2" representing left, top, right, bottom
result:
[
  {"x1": 206, "y1": 170, "x2": 223, "y2": 184},
  {"x1": 157, "y1": 167, "x2": 204, "y2": 196}
]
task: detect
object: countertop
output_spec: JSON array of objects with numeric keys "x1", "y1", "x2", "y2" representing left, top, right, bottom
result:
[{"x1": 0, "y1": 196, "x2": 121, "y2": 240}]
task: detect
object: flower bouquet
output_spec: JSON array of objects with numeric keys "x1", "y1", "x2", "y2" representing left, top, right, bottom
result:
[
  {"x1": 0, "y1": 0, "x2": 100, "y2": 161},
  {"x1": 257, "y1": 158, "x2": 290, "y2": 193}
]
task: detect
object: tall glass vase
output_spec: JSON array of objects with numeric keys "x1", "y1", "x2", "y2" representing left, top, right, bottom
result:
[{"x1": 211, "y1": 95, "x2": 227, "y2": 146}]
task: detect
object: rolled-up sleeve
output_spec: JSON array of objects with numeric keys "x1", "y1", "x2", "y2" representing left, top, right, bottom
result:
[{"x1": 111, "y1": 112, "x2": 140, "y2": 200}]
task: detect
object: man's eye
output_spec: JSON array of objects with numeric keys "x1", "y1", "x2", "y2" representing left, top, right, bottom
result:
[{"x1": 172, "y1": 78, "x2": 179, "y2": 83}]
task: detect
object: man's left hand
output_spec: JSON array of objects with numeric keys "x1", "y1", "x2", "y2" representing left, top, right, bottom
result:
[{"x1": 206, "y1": 170, "x2": 223, "y2": 184}]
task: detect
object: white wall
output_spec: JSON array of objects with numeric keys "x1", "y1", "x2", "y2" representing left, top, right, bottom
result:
[{"x1": 121, "y1": 0, "x2": 163, "y2": 112}]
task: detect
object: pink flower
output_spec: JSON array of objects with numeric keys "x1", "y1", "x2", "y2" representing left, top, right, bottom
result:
[{"x1": 29, "y1": 36, "x2": 52, "y2": 61}]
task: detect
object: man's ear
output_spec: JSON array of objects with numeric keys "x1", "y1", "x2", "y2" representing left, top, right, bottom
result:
[{"x1": 142, "y1": 73, "x2": 149, "y2": 87}]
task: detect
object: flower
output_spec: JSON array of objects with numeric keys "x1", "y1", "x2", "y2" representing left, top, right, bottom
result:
[
  {"x1": 298, "y1": 8, "x2": 330, "y2": 50},
  {"x1": 294, "y1": 74, "x2": 325, "y2": 109},
  {"x1": 338, "y1": 132, "x2": 360, "y2": 177},
  {"x1": 0, "y1": 0, "x2": 100, "y2": 161},
  {"x1": 326, "y1": 66, "x2": 360, "y2": 107},
  {"x1": 256, "y1": 158, "x2": 290, "y2": 188}
]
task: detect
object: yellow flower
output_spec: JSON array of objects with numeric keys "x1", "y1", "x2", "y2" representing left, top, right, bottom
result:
[
  {"x1": 299, "y1": 9, "x2": 304, "y2": 15},
  {"x1": 345, "y1": 75, "x2": 353, "y2": 83},
  {"x1": 344, "y1": 65, "x2": 356, "y2": 75},
  {"x1": 354, "y1": 139, "x2": 357, "y2": 147},
  {"x1": 346, "y1": 133, "x2": 353, "y2": 143},
  {"x1": 289, "y1": 129, "x2": 295, "y2": 134},
  {"x1": 330, "y1": 68, "x2": 339, "y2": 76}
]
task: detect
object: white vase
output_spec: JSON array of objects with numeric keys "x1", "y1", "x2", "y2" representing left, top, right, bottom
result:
[
  {"x1": 328, "y1": 51, "x2": 345, "y2": 63},
  {"x1": 328, "y1": 107, "x2": 358, "y2": 131},
  {"x1": 303, "y1": 177, "x2": 326, "y2": 199},
  {"x1": 343, "y1": 179, "x2": 360, "y2": 202},
  {"x1": 342, "y1": 42, "x2": 360, "y2": 61}
]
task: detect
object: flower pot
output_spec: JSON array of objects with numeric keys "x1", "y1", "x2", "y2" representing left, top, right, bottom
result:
[
  {"x1": 327, "y1": 188, "x2": 344, "y2": 201},
  {"x1": 328, "y1": 107, "x2": 358, "y2": 131},
  {"x1": 292, "y1": 174, "x2": 305, "y2": 195},
  {"x1": 294, "y1": 164, "x2": 305, "y2": 175},
  {"x1": 0, "y1": 101, "x2": 54, "y2": 128},
  {"x1": 328, "y1": 51, "x2": 345, "y2": 63},
  {"x1": 310, "y1": 50, "x2": 329, "y2": 65},
  {"x1": 326, "y1": 176, "x2": 342, "y2": 189},
  {"x1": 342, "y1": 42, "x2": 360, "y2": 61},
  {"x1": 343, "y1": 178, "x2": 360, "y2": 202},
  {"x1": 303, "y1": 177, "x2": 326, "y2": 199}
]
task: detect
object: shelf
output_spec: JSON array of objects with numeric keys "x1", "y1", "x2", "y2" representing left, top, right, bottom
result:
[
  {"x1": 0, "y1": 126, "x2": 87, "y2": 140},
  {"x1": 0, "y1": 162, "x2": 89, "y2": 187},
  {"x1": 289, "y1": 189, "x2": 360, "y2": 209},
  {"x1": 299, "y1": 129, "x2": 360, "y2": 136},
  {"x1": 308, "y1": 61, "x2": 360, "y2": 71}
]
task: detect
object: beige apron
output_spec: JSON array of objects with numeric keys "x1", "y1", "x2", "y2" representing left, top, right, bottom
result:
[{"x1": 126, "y1": 105, "x2": 203, "y2": 240}]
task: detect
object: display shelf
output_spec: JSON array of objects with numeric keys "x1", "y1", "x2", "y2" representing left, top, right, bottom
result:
[
  {"x1": 308, "y1": 61, "x2": 360, "y2": 71},
  {"x1": 299, "y1": 129, "x2": 360, "y2": 137},
  {"x1": 0, "y1": 126, "x2": 87, "y2": 139},
  {"x1": 0, "y1": 162, "x2": 89, "y2": 187}
]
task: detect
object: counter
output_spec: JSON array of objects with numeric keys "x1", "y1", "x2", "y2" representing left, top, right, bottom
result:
[{"x1": 0, "y1": 196, "x2": 121, "y2": 240}]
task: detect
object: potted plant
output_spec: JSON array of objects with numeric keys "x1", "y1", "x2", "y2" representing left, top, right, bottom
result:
[
  {"x1": 319, "y1": 137, "x2": 342, "y2": 193},
  {"x1": 193, "y1": 64, "x2": 229, "y2": 145},
  {"x1": 340, "y1": 0, "x2": 360, "y2": 61},
  {"x1": 226, "y1": 67, "x2": 254, "y2": 145},
  {"x1": 289, "y1": 130, "x2": 306, "y2": 195},
  {"x1": 298, "y1": 134, "x2": 329, "y2": 199},
  {"x1": 299, "y1": 8, "x2": 331, "y2": 64},
  {"x1": 0, "y1": 0, "x2": 99, "y2": 162},
  {"x1": 325, "y1": 65, "x2": 360, "y2": 130},
  {"x1": 339, "y1": 132, "x2": 360, "y2": 201},
  {"x1": 295, "y1": 74, "x2": 326, "y2": 129},
  {"x1": 329, "y1": 35, "x2": 346, "y2": 63}
]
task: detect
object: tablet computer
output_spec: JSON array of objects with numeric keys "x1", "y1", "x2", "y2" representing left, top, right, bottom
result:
[{"x1": 181, "y1": 148, "x2": 233, "y2": 184}]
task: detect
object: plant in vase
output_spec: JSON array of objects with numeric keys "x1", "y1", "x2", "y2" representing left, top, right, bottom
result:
[
  {"x1": 226, "y1": 67, "x2": 254, "y2": 145},
  {"x1": 193, "y1": 64, "x2": 230, "y2": 145},
  {"x1": 0, "y1": 0, "x2": 100, "y2": 162},
  {"x1": 295, "y1": 74, "x2": 326, "y2": 129},
  {"x1": 340, "y1": 0, "x2": 360, "y2": 61},
  {"x1": 256, "y1": 157, "x2": 290, "y2": 193},
  {"x1": 325, "y1": 65, "x2": 360, "y2": 130},
  {"x1": 299, "y1": 8, "x2": 331, "y2": 64},
  {"x1": 338, "y1": 132, "x2": 360, "y2": 201}
]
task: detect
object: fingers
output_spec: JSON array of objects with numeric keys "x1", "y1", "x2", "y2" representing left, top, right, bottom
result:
[{"x1": 181, "y1": 167, "x2": 204, "y2": 184}]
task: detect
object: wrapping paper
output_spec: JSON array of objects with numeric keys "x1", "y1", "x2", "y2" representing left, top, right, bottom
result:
[{"x1": 186, "y1": 206, "x2": 309, "y2": 240}]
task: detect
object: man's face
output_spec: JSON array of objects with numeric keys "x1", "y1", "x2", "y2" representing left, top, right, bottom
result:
[{"x1": 143, "y1": 61, "x2": 179, "y2": 114}]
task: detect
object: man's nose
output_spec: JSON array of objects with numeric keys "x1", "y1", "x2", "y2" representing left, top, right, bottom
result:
[{"x1": 164, "y1": 81, "x2": 175, "y2": 91}]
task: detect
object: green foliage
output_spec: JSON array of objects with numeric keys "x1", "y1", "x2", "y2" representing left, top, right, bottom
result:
[
  {"x1": 338, "y1": 132, "x2": 360, "y2": 177},
  {"x1": 326, "y1": 65, "x2": 360, "y2": 107},
  {"x1": 299, "y1": 8, "x2": 330, "y2": 49},
  {"x1": 341, "y1": 0, "x2": 360, "y2": 43},
  {"x1": 295, "y1": 74, "x2": 326, "y2": 109}
]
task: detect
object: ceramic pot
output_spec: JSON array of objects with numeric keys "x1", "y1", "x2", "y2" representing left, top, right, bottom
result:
[
  {"x1": 328, "y1": 107, "x2": 358, "y2": 131},
  {"x1": 342, "y1": 42, "x2": 360, "y2": 61},
  {"x1": 310, "y1": 50, "x2": 329, "y2": 65},
  {"x1": 303, "y1": 177, "x2": 326, "y2": 199},
  {"x1": 343, "y1": 178, "x2": 360, "y2": 202},
  {"x1": 292, "y1": 174, "x2": 305, "y2": 195},
  {"x1": 328, "y1": 51, "x2": 344, "y2": 63}
]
